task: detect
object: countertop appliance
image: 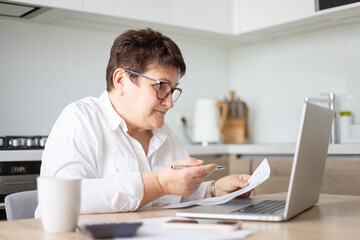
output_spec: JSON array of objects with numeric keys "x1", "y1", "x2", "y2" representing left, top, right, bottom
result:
[
  {"x1": 0, "y1": 135, "x2": 46, "y2": 220},
  {"x1": 0, "y1": 135, "x2": 47, "y2": 150},
  {"x1": 193, "y1": 98, "x2": 221, "y2": 146}
]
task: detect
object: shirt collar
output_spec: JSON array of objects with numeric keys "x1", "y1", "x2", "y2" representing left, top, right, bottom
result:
[
  {"x1": 147, "y1": 124, "x2": 170, "y2": 157},
  {"x1": 100, "y1": 91, "x2": 128, "y2": 132}
]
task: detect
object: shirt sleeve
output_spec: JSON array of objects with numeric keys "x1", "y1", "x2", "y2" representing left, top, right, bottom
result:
[{"x1": 39, "y1": 104, "x2": 144, "y2": 214}]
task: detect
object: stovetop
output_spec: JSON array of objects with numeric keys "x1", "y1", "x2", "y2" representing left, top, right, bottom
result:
[{"x1": 0, "y1": 136, "x2": 47, "y2": 150}]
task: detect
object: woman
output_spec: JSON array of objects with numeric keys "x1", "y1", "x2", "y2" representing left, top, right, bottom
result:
[{"x1": 36, "y1": 29, "x2": 250, "y2": 215}]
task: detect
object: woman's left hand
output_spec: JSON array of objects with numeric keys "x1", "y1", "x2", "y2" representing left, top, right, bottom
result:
[{"x1": 207, "y1": 174, "x2": 252, "y2": 198}]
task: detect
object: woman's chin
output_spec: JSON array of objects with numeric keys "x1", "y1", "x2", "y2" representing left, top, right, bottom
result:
[{"x1": 150, "y1": 119, "x2": 165, "y2": 129}]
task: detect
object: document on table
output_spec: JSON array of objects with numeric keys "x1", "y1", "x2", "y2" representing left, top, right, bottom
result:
[
  {"x1": 116, "y1": 217, "x2": 254, "y2": 240},
  {"x1": 163, "y1": 158, "x2": 270, "y2": 209}
]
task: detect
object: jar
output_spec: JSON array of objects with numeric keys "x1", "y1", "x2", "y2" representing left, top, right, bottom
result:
[{"x1": 339, "y1": 111, "x2": 352, "y2": 143}]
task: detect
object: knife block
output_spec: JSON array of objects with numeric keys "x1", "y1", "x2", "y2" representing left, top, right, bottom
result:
[{"x1": 220, "y1": 102, "x2": 248, "y2": 144}]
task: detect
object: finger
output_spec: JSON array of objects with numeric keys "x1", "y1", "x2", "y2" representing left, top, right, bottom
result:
[
  {"x1": 181, "y1": 165, "x2": 216, "y2": 183},
  {"x1": 192, "y1": 164, "x2": 217, "y2": 177},
  {"x1": 179, "y1": 163, "x2": 216, "y2": 174},
  {"x1": 174, "y1": 163, "x2": 216, "y2": 184},
  {"x1": 237, "y1": 175, "x2": 250, "y2": 187},
  {"x1": 238, "y1": 181, "x2": 249, "y2": 189},
  {"x1": 240, "y1": 174, "x2": 251, "y2": 182},
  {"x1": 171, "y1": 157, "x2": 203, "y2": 167}
]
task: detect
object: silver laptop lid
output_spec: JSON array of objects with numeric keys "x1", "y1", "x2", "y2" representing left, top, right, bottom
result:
[{"x1": 284, "y1": 102, "x2": 334, "y2": 220}]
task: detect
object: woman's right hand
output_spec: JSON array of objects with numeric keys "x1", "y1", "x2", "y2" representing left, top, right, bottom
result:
[{"x1": 156, "y1": 157, "x2": 217, "y2": 196}]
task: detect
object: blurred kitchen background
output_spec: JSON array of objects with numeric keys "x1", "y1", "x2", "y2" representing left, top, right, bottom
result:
[
  {"x1": 1, "y1": 0, "x2": 360, "y2": 144},
  {"x1": 2, "y1": 0, "x2": 360, "y2": 220}
]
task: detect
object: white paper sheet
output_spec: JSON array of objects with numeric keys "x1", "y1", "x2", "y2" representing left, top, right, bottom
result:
[
  {"x1": 117, "y1": 217, "x2": 254, "y2": 240},
  {"x1": 163, "y1": 158, "x2": 270, "y2": 209}
]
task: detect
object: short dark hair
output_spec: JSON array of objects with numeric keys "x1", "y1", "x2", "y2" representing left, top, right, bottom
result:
[{"x1": 106, "y1": 28, "x2": 186, "y2": 91}]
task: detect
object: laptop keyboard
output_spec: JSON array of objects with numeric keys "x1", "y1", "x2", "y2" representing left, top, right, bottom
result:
[{"x1": 233, "y1": 200, "x2": 286, "y2": 215}]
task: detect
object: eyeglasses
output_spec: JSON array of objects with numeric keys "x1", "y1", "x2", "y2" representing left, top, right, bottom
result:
[{"x1": 123, "y1": 68, "x2": 182, "y2": 103}]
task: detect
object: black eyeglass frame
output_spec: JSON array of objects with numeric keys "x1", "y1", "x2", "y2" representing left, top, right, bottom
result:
[{"x1": 122, "y1": 68, "x2": 182, "y2": 103}]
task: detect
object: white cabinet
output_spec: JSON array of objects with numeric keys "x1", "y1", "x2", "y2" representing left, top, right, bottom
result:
[
  {"x1": 4, "y1": 0, "x2": 360, "y2": 45},
  {"x1": 82, "y1": 0, "x2": 234, "y2": 34},
  {"x1": 82, "y1": 0, "x2": 172, "y2": 26},
  {"x1": 235, "y1": 0, "x2": 315, "y2": 33},
  {"x1": 169, "y1": 0, "x2": 234, "y2": 34}
]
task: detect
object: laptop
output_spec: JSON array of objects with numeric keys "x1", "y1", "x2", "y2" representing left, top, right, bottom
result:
[{"x1": 177, "y1": 102, "x2": 334, "y2": 221}]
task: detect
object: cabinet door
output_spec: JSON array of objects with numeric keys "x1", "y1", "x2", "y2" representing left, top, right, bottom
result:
[
  {"x1": 251, "y1": 159, "x2": 360, "y2": 196},
  {"x1": 83, "y1": 0, "x2": 233, "y2": 34},
  {"x1": 236, "y1": 0, "x2": 315, "y2": 33},
  {"x1": 321, "y1": 160, "x2": 360, "y2": 196},
  {"x1": 251, "y1": 159, "x2": 292, "y2": 196},
  {"x1": 83, "y1": 0, "x2": 171, "y2": 24}
]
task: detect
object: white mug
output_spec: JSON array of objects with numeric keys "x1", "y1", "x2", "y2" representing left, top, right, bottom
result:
[{"x1": 37, "y1": 177, "x2": 82, "y2": 233}]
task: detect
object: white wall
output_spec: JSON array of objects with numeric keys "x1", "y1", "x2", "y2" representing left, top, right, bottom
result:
[
  {"x1": 168, "y1": 40, "x2": 230, "y2": 143},
  {"x1": 1, "y1": 18, "x2": 360, "y2": 144},
  {"x1": 230, "y1": 23, "x2": 360, "y2": 143},
  {"x1": 0, "y1": 19, "x2": 114, "y2": 135},
  {"x1": 0, "y1": 18, "x2": 230, "y2": 142}
]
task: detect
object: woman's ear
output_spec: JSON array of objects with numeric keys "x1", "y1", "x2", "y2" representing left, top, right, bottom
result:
[{"x1": 112, "y1": 68, "x2": 126, "y2": 94}]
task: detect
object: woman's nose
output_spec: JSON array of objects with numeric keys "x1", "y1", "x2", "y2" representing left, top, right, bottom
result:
[{"x1": 161, "y1": 93, "x2": 174, "y2": 109}]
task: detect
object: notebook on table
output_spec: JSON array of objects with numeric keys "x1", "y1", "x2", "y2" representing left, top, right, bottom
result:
[{"x1": 177, "y1": 102, "x2": 334, "y2": 222}]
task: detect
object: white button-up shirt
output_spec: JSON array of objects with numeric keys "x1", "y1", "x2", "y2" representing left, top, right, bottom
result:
[{"x1": 35, "y1": 91, "x2": 207, "y2": 216}]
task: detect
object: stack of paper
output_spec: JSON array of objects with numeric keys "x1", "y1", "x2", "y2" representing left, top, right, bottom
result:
[{"x1": 120, "y1": 217, "x2": 254, "y2": 240}]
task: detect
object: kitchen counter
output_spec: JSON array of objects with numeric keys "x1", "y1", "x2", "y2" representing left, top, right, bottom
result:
[
  {"x1": 186, "y1": 144, "x2": 360, "y2": 159},
  {"x1": 1, "y1": 144, "x2": 360, "y2": 162}
]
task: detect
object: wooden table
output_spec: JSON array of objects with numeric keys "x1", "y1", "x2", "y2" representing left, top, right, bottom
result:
[{"x1": 0, "y1": 193, "x2": 359, "y2": 240}]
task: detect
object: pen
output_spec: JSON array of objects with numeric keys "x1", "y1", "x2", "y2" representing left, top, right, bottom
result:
[{"x1": 171, "y1": 165, "x2": 225, "y2": 170}]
